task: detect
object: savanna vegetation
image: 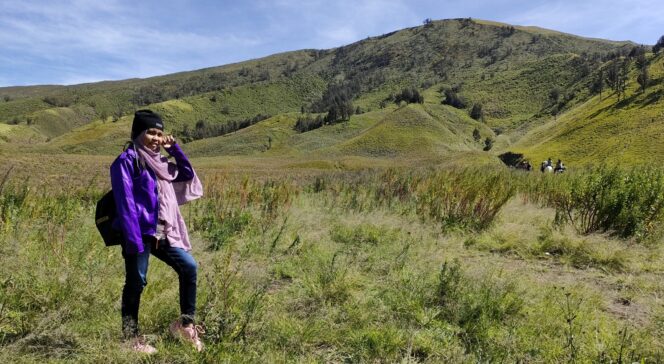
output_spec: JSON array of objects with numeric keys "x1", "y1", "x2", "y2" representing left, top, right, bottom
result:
[
  {"x1": 1, "y1": 16, "x2": 664, "y2": 363},
  {"x1": 2, "y1": 166, "x2": 664, "y2": 362}
]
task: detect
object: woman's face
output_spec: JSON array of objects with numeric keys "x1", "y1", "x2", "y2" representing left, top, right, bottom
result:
[{"x1": 143, "y1": 128, "x2": 164, "y2": 151}]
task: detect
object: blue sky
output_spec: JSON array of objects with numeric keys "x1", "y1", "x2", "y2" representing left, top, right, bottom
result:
[{"x1": 1, "y1": 0, "x2": 662, "y2": 87}]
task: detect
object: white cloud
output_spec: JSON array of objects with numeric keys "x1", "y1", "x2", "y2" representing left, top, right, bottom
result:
[
  {"x1": 3, "y1": 0, "x2": 664, "y2": 85},
  {"x1": 0, "y1": 0, "x2": 265, "y2": 84},
  {"x1": 255, "y1": 0, "x2": 419, "y2": 49},
  {"x1": 503, "y1": 0, "x2": 664, "y2": 43}
]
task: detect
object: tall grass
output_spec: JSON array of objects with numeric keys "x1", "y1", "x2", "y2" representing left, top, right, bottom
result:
[
  {"x1": 1, "y1": 167, "x2": 663, "y2": 362},
  {"x1": 522, "y1": 167, "x2": 664, "y2": 240},
  {"x1": 322, "y1": 168, "x2": 516, "y2": 231},
  {"x1": 192, "y1": 175, "x2": 297, "y2": 250}
]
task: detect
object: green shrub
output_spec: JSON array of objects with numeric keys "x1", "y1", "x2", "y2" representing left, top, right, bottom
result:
[
  {"x1": 199, "y1": 249, "x2": 266, "y2": 343},
  {"x1": 551, "y1": 167, "x2": 664, "y2": 239},
  {"x1": 330, "y1": 223, "x2": 396, "y2": 247},
  {"x1": 414, "y1": 169, "x2": 515, "y2": 231},
  {"x1": 433, "y1": 260, "x2": 524, "y2": 359},
  {"x1": 326, "y1": 169, "x2": 516, "y2": 232},
  {"x1": 535, "y1": 227, "x2": 627, "y2": 271},
  {"x1": 197, "y1": 208, "x2": 252, "y2": 251},
  {"x1": 191, "y1": 175, "x2": 297, "y2": 250}
]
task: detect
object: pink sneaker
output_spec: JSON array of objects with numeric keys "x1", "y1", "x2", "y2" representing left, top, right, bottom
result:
[
  {"x1": 125, "y1": 336, "x2": 157, "y2": 354},
  {"x1": 170, "y1": 319, "x2": 205, "y2": 352}
]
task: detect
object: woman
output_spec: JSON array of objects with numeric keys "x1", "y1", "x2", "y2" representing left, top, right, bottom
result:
[{"x1": 110, "y1": 110, "x2": 204, "y2": 353}]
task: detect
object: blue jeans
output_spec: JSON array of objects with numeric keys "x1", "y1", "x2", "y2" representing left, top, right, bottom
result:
[{"x1": 121, "y1": 236, "x2": 197, "y2": 337}]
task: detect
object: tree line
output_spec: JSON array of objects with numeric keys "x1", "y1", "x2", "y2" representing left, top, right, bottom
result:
[
  {"x1": 294, "y1": 81, "x2": 359, "y2": 133},
  {"x1": 589, "y1": 44, "x2": 658, "y2": 101},
  {"x1": 177, "y1": 114, "x2": 271, "y2": 142}
]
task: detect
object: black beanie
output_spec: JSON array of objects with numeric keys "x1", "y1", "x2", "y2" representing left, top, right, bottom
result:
[{"x1": 131, "y1": 109, "x2": 164, "y2": 139}]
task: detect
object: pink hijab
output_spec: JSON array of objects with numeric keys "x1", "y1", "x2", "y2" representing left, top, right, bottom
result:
[{"x1": 134, "y1": 131, "x2": 203, "y2": 251}]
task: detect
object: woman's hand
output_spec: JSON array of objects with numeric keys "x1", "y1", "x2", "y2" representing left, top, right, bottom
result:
[{"x1": 161, "y1": 135, "x2": 176, "y2": 149}]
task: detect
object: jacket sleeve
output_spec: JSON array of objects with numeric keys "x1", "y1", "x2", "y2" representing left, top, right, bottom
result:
[
  {"x1": 165, "y1": 143, "x2": 195, "y2": 182},
  {"x1": 110, "y1": 156, "x2": 143, "y2": 254}
]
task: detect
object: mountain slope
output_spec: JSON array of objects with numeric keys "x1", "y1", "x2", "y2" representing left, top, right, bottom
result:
[
  {"x1": 2, "y1": 18, "x2": 658, "y2": 167},
  {"x1": 512, "y1": 52, "x2": 664, "y2": 166}
]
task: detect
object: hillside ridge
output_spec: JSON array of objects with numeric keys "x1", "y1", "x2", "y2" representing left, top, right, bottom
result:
[{"x1": 1, "y1": 18, "x2": 660, "y2": 167}]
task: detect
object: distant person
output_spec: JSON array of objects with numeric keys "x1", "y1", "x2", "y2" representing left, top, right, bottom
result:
[
  {"x1": 555, "y1": 159, "x2": 566, "y2": 173},
  {"x1": 110, "y1": 110, "x2": 204, "y2": 353}
]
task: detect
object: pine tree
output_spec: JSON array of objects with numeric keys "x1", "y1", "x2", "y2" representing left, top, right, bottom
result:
[
  {"x1": 653, "y1": 35, "x2": 664, "y2": 54},
  {"x1": 591, "y1": 70, "x2": 604, "y2": 100},
  {"x1": 637, "y1": 66, "x2": 649, "y2": 92},
  {"x1": 617, "y1": 59, "x2": 630, "y2": 100},
  {"x1": 470, "y1": 103, "x2": 484, "y2": 121},
  {"x1": 472, "y1": 128, "x2": 481, "y2": 142}
]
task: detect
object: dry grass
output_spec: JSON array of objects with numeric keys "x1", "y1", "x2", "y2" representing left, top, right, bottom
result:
[{"x1": 1, "y1": 165, "x2": 663, "y2": 362}]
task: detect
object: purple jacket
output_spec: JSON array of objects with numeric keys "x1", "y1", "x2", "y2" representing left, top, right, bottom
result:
[{"x1": 110, "y1": 143, "x2": 194, "y2": 254}]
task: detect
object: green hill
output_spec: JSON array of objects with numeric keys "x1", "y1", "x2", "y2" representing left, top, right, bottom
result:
[
  {"x1": 512, "y1": 52, "x2": 664, "y2": 166},
  {"x1": 2, "y1": 18, "x2": 661, "y2": 167}
]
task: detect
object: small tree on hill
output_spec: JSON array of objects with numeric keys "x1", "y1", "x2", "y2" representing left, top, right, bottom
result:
[
  {"x1": 591, "y1": 69, "x2": 605, "y2": 100},
  {"x1": 441, "y1": 89, "x2": 466, "y2": 109},
  {"x1": 606, "y1": 59, "x2": 629, "y2": 100},
  {"x1": 483, "y1": 137, "x2": 493, "y2": 151},
  {"x1": 628, "y1": 45, "x2": 647, "y2": 59},
  {"x1": 294, "y1": 114, "x2": 325, "y2": 133},
  {"x1": 617, "y1": 59, "x2": 630, "y2": 100},
  {"x1": 551, "y1": 105, "x2": 559, "y2": 121},
  {"x1": 394, "y1": 88, "x2": 424, "y2": 105},
  {"x1": 472, "y1": 128, "x2": 481, "y2": 142},
  {"x1": 470, "y1": 103, "x2": 484, "y2": 121},
  {"x1": 548, "y1": 88, "x2": 561, "y2": 106},
  {"x1": 99, "y1": 110, "x2": 109, "y2": 122},
  {"x1": 635, "y1": 52, "x2": 648, "y2": 70},
  {"x1": 112, "y1": 107, "x2": 123, "y2": 122},
  {"x1": 606, "y1": 60, "x2": 619, "y2": 92},
  {"x1": 653, "y1": 35, "x2": 664, "y2": 54},
  {"x1": 637, "y1": 65, "x2": 650, "y2": 93}
]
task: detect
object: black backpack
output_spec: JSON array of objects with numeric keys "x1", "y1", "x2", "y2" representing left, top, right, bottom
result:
[
  {"x1": 95, "y1": 142, "x2": 138, "y2": 246},
  {"x1": 95, "y1": 190, "x2": 123, "y2": 246}
]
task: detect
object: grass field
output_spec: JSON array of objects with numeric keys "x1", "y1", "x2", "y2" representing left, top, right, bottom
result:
[
  {"x1": 1, "y1": 165, "x2": 663, "y2": 362},
  {"x1": 1, "y1": 17, "x2": 663, "y2": 362}
]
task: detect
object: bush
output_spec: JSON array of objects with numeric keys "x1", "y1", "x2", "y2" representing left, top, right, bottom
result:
[
  {"x1": 441, "y1": 89, "x2": 466, "y2": 109},
  {"x1": 654, "y1": 35, "x2": 664, "y2": 53},
  {"x1": 293, "y1": 114, "x2": 325, "y2": 133},
  {"x1": 535, "y1": 227, "x2": 627, "y2": 271},
  {"x1": 330, "y1": 223, "x2": 397, "y2": 247},
  {"x1": 324, "y1": 169, "x2": 515, "y2": 231},
  {"x1": 434, "y1": 260, "x2": 523, "y2": 357},
  {"x1": 470, "y1": 103, "x2": 484, "y2": 121},
  {"x1": 192, "y1": 176, "x2": 296, "y2": 250},
  {"x1": 551, "y1": 167, "x2": 664, "y2": 239},
  {"x1": 197, "y1": 208, "x2": 252, "y2": 251},
  {"x1": 42, "y1": 93, "x2": 78, "y2": 107},
  {"x1": 199, "y1": 249, "x2": 266, "y2": 343},
  {"x1": 472, "y1": 128, "x2": 481, "y2": 142},
  {"x1": 394, "y1": 88, "x2": 424, "y2": 105},
  {"x1": 414, "y1": 169, "x2": 514, "y2": 230},
  {"x1": 178, "y1": 114, "x2": 271, "y2": 142},
  {"x1": 483, "y1": 137, "x2": 493, "y2": 151}
]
